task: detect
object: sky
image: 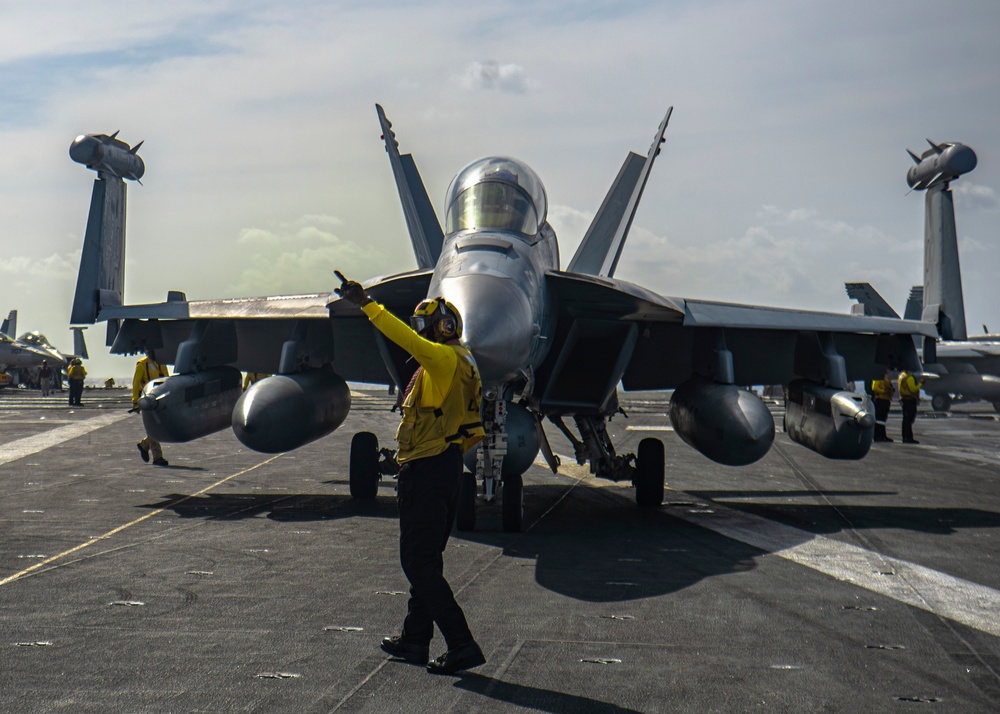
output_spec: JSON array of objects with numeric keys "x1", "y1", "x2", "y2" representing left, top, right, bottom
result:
[{"x1": 0, "y1": 0, "x2": 998, "y2": 380}]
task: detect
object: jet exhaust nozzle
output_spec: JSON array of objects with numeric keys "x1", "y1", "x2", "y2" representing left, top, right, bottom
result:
[
  {"x1": 784, "y1": 379, "x2": 873, "y2": 459},
  {"x1": 232, "y1": 368, "x2": 351, "y2": 453},
  {"x1": 668, "y1": 376, "x2": 775, "y2": 466},
  {"x1": 139, "y1": 367, "x2": 243, "y2": 443}
]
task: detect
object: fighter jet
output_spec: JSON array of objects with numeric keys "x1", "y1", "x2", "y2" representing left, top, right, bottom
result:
[
  {"x1": 0, "y1": 314, "x2": 52, "y2": 373},
  {"x1": 69, "y1": 107, "x2": 934, "y2": 531},
  {"x1": 847, "y1": 137, "x2": 999, "y2": 412},
  {"x1": 848, "y1": 283, "x2": 1000, "y2": 412},
  {"x1": 1, "y1": 310, "x2": 89, "y2": 371}
]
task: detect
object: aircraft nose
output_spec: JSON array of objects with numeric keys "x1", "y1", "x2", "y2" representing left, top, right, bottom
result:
[{"x1": 442, "y1": 274, "x2": 535, "y2": 386}]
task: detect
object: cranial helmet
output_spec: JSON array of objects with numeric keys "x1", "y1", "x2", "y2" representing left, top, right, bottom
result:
[{"x1": 411, "y1": 297, "x2": 462, "y2": 340}]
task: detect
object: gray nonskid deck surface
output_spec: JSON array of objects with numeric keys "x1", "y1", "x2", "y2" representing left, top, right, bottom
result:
[{"x1": 1, "y1": 388, "x2": 998, "y2": 712}]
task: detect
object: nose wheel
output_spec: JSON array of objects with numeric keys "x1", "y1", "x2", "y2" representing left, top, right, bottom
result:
[
  {"x1": 501, "y1": 473, "x2": 523, "y2": 532},
  {"x1": 634, "y1": 437, "x2": 665, "y2": 508}
]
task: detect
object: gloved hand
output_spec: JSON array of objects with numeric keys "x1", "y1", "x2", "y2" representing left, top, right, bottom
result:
[{"x1": 334, "y1": 270, "x2": 371, "y2": 306}]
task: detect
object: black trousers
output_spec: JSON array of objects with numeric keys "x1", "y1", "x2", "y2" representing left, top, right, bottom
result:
[
  {"x1": 68, "y1": 379, "x2": 84, "y2": 405},
  {"x1": 396, "y1": 447, "x2": 474, "y2": 649},
  {"x1": 874, "y1": 398, "x2": 891, "y2": 440},
  {"x1": 901, "y1": 398, "x2": 918, "y2": 441}
]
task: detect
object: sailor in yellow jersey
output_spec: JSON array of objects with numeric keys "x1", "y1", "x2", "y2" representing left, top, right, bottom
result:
[
  {"x1": 133, "y1": 348, "x2": 170, "y2": 466},
  {"x1": 336, "y1": 271, "x2": 486, "y2": 676}
]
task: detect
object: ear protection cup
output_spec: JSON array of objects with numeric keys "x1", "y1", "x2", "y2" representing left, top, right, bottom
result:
[{"x1": 438, "y1": 316, "x2": 457, "y2": 338}]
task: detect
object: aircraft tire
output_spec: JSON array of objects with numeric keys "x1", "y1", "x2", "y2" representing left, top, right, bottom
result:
[
  {"x1": 456, "y1": 472, "x2": 477, "y2": 531},
  {"x1": 501, "y1": 473, "x2": 523, "y2": 533},
  {"x1": 931, "y1": 393, "x2": 952, "y2": 412},
  {"x1": 349, "y1": 431, "x2": 379, "y2": 499},
  {"x1": 635, "y1": 437, "x2": 665, "y2": 508}
]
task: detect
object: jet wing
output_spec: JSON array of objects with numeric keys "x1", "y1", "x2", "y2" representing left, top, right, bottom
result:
[
  {"x1": 98, "y1": 270, "x2": 432, "y2": 385},
  {"x1": 536, "y1": 272, "x2": 935, "y2": 413}
]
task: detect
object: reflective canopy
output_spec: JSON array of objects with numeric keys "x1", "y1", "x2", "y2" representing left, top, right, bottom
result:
[
  {"x1": 20, "y1": 332, "x2": 50, "y2": 347},
  {"x1": 444, "y1": 157, "x2": 547, "y2": 237}
]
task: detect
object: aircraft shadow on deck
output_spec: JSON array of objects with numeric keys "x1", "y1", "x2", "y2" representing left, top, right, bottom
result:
[{"x1": 139, "y1": 483, "x2": 1000, "y2": 603}]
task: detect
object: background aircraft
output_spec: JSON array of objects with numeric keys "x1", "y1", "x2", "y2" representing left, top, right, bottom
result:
[
  {"x1": 70, "y1": 107, "x2": 934, "y2": 531},
  {"x1": 847, "y1": 139, "x2": 1000, "y2": 412},
  {"x1": 0, "y1": 310, "x2": 89, "y2": 387}
]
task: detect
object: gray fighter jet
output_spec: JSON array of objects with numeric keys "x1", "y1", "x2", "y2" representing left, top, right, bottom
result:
[
  {"x1": 69, "y1": 107, "x2": 935, "y2": 531},
  {"x1": 0, "y1": 314, "x2": 52, "y2": 373},
  {"x1": 848, "y1": 139, "x2": 999, "y2": 412},
  {"x1": 1, "y1": 310, "x2": 89, "y2": 372}
]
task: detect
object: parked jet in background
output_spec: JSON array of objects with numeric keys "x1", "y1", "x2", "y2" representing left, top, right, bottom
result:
[
  {"x1": 1, "y1": 310, "x2": 89, "y2": 371},
  {"x1": 0, "y1": 311, "x2": 52, "y2": 375},
  {"x1": 70, "y1": 106, "x2": 933, "y2": 531},
  {"x1": 847, "y1": 283, "x2": 1000, "y2": 412}
]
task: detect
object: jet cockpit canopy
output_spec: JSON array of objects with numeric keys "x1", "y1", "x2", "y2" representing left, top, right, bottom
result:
[
  {"x1": 444, "y1": 157, "x2": 547, "y2": 238},
  {"x1": 20, "y1": 331, "x2": 50, "y2": 348}
]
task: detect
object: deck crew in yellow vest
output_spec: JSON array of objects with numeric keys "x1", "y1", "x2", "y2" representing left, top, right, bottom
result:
[
  {"x1": 335, "y1": 271, "x2": 486, "y2": 676},
  {"x1": 133, "y1": 348, "x2": 170, "y2": 466}
]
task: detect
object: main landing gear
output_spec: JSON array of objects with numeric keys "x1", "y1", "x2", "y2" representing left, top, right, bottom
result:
[
  {"x1": 349, "y1": 431, "x2": 398, "y2": 499},
  {"x1": 550, "y1": 414, "x2": 665, "y2": 508}
]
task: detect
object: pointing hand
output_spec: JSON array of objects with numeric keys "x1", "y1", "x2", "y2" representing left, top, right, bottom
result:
[{"x1": 334, "y1": 270, "x2": 371, "y2": 306}]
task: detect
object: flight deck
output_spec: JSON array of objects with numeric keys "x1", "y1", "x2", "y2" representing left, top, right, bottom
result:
[{"x1": 1, "y1": 388, "x2": 998, "y2": 712}]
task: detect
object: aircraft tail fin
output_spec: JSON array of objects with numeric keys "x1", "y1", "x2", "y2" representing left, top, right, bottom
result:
[
  {"x1": 72, "y1": 327, "x2": 89, "y2": 360},
  {"x1": 568, "y1": 107, "x2": 673, "y2": 277},
  {"x1": 921, "y1": 186, "x2": 967, "y2": 340},
  {"x1": 903, "y1": 286, "x2": 924, "y2": 322},
  {"x1": 375, "y1": 104, "x2": 443, "y2": 270},
  {"x1": 1, "y1": 310, "x2": 16, "y2": 338},
  {"x1": 70, "y1": 171, "x2": 128, "y2": 324},
  {"x1": 844, "y1": 282, "x2": 899, "y2": 318}
]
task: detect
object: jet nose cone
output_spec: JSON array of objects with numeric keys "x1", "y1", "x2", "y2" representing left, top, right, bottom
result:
[
  {"x1": 69, "y1": 135, "x2": 102, "y2": 166},
  {"x1": 443, "y1": 274, "x2": 535, "y2": 386}
]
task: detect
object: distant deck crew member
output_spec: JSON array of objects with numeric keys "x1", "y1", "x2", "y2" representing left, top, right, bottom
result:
[
  {"x1": 38, "y1": 360, "x2": 53, "y2": 396},
  {"x1": 67, "y1": 358, "x2": 86, "y2": 406},
  {"x1": 336, "y1": 271, "x2": 487, "y2": 676},
  {"x1": 898, "y1": 369, "x2": 924, "y2": 444},
  {"x1": 133, "y1": 348, "x2": 170, "y2": 466},
  {"x1": 871, "y1": 369, "x2": 895, "y2": 443}
]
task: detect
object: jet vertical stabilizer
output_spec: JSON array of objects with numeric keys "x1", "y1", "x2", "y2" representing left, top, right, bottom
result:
[
  {"x1": 568, "y1": 108, "x2": 672, "y2": 277},
  {"x1": 69, "y1": 132, "x2": 144, "y2": 325},
  {"x1": 376, "y1": 104, "x2": 443, "y2": 269},
  {"x1": 1, "y1": 310, "x2": 15, "y2": 338},
  {"x1": 72, "y1": 327, "x2": 89, "y2": 360},
  {"x1": 922, "y1": 184, "x2": 967, "y2": 340}
]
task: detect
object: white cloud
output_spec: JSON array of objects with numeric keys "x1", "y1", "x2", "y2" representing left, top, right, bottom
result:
[
  {"x1": 953, "y1": 181, "x2": 999, "y2": 210},
  {"x1": 456, "y1": 60, "x2": 534, "y2": 94}
]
